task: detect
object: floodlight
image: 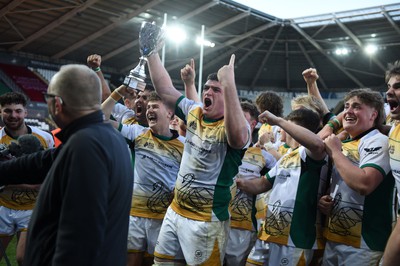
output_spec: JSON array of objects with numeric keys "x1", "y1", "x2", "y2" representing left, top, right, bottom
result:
[
  {"x1": 166, "y1": 26, "x2": 187, "y2": 44},
  {"x1": 365, "y1": 44, "x2": 377, "y2": 55},
  {"x1": 196, "y1": 37, "x2": 215, "y2": 47},
  {"x1": 335, "y1": 48, "x2": 348, "y2": 56}
]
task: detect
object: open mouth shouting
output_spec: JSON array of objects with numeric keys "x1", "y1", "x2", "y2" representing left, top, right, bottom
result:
[
  {"x1": 136, "y1": 103, "x2": 144, "y2": 116},
  {"x1": 387, "y1": 98, "x2": 400, "y2": 114},
  {"x1": 147, "y1": 113, "x2": 157, "y2": 124},
  {"x1": 204, "y1": 97, "x2": 212, "y2": 109}
]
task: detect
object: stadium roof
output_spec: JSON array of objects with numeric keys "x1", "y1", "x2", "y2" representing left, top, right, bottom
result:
[
  {"x1": 1, "y1": 0, "x2": 400, "y2": 93},
  {"x1": 233, "y1": 0, "x2": 400, "y2": 19}
]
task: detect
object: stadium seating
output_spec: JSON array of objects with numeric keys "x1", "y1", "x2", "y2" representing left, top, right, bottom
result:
[
  {"x1": 0, "y1": 81, "x2": 12, "y2": 95},
  {"x1": 0, "y1": 64, "x2": 48, "y2": 102},
  {"x1": 33, "y1": 68, "x2": 57, "y2": 83}
]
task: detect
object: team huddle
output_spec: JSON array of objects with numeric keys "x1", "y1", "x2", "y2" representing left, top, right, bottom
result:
[{"x1": 0, "y1": 51, "x2": 400, "y2": 266}]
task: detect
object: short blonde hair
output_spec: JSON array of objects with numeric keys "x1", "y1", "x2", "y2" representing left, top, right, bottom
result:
[{"x1": 291, "y1": 94, "x2": 325, "y2": 120}]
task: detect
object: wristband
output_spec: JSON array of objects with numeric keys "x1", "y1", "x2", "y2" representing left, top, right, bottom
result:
[
  {"x1": 110, "y1": 91, "x2": 122, "y2": 102},
  {"x1": 322, "y1": 112, "x2": 335, "y2": 125},
  {"x1": 332, "y1": 118, "x2": 341, "y2": 128},
  {"x1": 327, "y1": 122, "x2": 335, "y2": 130},
  {"x1": 92, "y1": 67, "x2": 101, "y2": 72}
]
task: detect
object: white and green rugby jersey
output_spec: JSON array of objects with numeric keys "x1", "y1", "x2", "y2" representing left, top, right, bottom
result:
[
  {"x1": 324, "y1": 129, "x2": 395, "y2": 252},
  {"x1": 119, "y1": 123, "x2": 184, "y2": 220},
  {"x1": 389, "y1": 123, "x2": 400, "y2": 201},
  {"x1": 170, "y1": 96, "x2": 251, "y2": 222},
  {"x1": 0, "y1": 126, "x2": 54, "y2": 210},
  {"x1": 112, "y1": 102, "x2": 137, "y2": 125},
  {"x1": 230, "y1": 146, "x2": 277, "y2": 231},
  {"x1": 260, "y1": 146, "x2": 327, "y2": 250}
]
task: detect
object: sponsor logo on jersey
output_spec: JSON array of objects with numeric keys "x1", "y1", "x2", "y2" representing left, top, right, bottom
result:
[
  {"x1": 364, "y1": 146, "x2": 382, "y2": 154},
  {"x1": 189, "y1": 120, "x2": 197, "y2": 130},
  {"x1": 389, "y1": 144, "x2": 395, "y2": 154}
]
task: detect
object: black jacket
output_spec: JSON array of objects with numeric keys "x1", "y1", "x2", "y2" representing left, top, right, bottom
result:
[{"x1": 0, "y1": 111, "x2": 133, "y2": 266}]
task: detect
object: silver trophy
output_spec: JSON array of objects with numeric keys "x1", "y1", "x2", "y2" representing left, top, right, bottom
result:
[{"x1": 123, "y1": 22, "x2": 164, "y2": 90}]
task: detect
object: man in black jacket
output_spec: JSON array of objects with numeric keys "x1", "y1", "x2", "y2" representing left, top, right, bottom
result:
[{"x1": 0, "y1": 64, "x2": 133, "y2": 265}]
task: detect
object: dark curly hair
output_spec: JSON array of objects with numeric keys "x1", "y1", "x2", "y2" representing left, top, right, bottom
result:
[
  {"x1": 0, "y1": 92, "x2": 27, "y2": 107},
  {"x1": 255, "y1": 91, "x2": 283, "y2": 117},
  {"x1": 144, "y1": 83, "x2": 155, "y2": 92}
]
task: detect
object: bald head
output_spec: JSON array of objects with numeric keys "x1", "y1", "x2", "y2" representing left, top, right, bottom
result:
[{"x1": 49, "y1": 64, "x2": 101, "y2": 112}]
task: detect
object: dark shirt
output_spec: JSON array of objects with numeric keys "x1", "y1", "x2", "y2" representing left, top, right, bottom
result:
[{"x1": 0, "y1": 110, "x2": 133, "y2": 266}]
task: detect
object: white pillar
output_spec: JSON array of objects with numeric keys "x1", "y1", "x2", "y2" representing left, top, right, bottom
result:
[
  {"x1": 161, "y1": 13, "x2": 167, "y2": 66},
  {"x1": 197, "y1": 25, "x2": 205, "y2": 99}
]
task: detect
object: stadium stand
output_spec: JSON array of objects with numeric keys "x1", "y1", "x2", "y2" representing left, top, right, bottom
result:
[
  {"x1": 32, "y1": 68, "x2": 57, "y2": 84},
  {"x1": 0, "y1": 81, "x2": 12, "y2": 95},
  {"x1": 0, "y1": 73, "x2": 55, "y2": 132},
  {"x1": 25, "y1": 102, "x2": 56, "y2": 132},
  {"x1": 0, "y1": 64, "x2": 48, "y2": 102}
]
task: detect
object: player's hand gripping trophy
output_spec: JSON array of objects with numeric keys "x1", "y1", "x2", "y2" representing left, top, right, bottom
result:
[{"x1": 123, "y1": 21, "x2": 164, "y2": 91}]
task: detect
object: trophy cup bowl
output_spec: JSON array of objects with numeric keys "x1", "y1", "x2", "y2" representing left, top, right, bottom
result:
[
  {"x1": 123, "y1": 22, "x2": 164, "y2": 91},
  {"x1": 139, "y1": 21, "x2": 164, "y2": 57}
]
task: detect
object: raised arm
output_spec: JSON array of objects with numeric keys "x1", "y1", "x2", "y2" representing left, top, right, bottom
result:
[
  {"x1": 100, "y1": 85, "x2": 130, "y2": 129},
  {"x1": 302, "y1": 68, "x2": 330, "y2": 115},
  {"x1": 147, "y1": 53, "x2": 182, "y2": 108},
  {"x1": 218, "y1": 55, "x2": 250, "y2": 149},
  {"x1": 101, "y1": 85, "x2": 125, "y2": 120},
  {"x1": 87, "y1": 54, "x2": 111, "y2": 102},
  {"x1": 259, "y1": 110, "x2": 326, "y2": 160},
  {"x1": 181, "y1": 58, "x2": 200, "y2": 102}
]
